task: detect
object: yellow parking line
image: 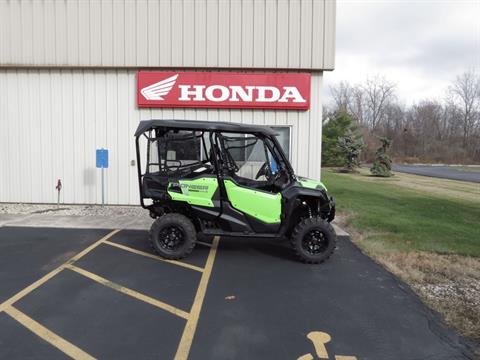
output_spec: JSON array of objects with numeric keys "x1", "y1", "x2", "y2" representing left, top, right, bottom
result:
[
  {"x1": 174, "y1": 236, "x2": 220, "y2": 360},
  {"x1": 4, "y1": 305, "x2": 96, "y2": 360},
  {"x1": 103, "y1": 240, "x2": 204, "y2": 273},
  {"x1": 66, "y1": 264, "x2": 190, "y2": 320},
  {"x1": 67, "y1": 230, "x2": 122, "y2": 264},
  {"x1": 0, "y1": 229, "x2": 121, "y2": 313}
]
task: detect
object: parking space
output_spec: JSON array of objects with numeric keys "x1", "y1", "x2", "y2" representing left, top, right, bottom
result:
[
  {"x1": 0, "y1": 227, "x2": 109, "y2": 303},
  {"x1": 13, "y1": 269, "x2": 185, "y2": 359},
  {"x1": 0, "y1": 227, "x2": 474, "y2": 359},
  {"x1": 190, "y1": 237, "x2": 472, "y2": 360},
  {"x1": 0, "y1": 312, "x2": 67, "y2": 360}
]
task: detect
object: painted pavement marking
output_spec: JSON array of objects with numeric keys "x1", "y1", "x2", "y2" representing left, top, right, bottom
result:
[
  {"x1": 297, "y1": 331, "x2": 357, "y2": 360},
  {"x1": 0, "y1": 229, "x2": 120, "y2": 313},
  {"x1": 4, "y1": 305, "x2": 96, "y2": 360},
  {"x1": 103, "y1": 239, "x2": 204, "y2": 273},
  {"x1": 174, "y1": 236, "x2": 220, "y2": 360},
  {"x1": 66, "y1": 263, "x2": 190, "y2": 320}
]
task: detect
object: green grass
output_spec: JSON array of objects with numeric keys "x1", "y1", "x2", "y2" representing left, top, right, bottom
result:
[{"x1": 323, "y1": 171, "x2": 480, "y2": 257}]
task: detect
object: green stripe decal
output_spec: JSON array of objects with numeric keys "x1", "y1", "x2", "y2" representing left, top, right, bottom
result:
[{"x1": 168, "y1": 178, "x2": 218, "y2": 207}]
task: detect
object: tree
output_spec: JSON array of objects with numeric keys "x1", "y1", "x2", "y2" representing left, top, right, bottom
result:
[
  {"x1": 330, "y1": 76, "x2": 397, "y2": 132},
  {"x1": 448, "y1": 70, "x2": 480, "y2": 150},
  {"x1": 327, "y1": 71, "x2": 480, "y2": 164},
  {"x1": 322, "y1": 111, "x2": 359, "y2": 167},
  {"x1": 360, "y1": 76, "x2": 397, "y2": 131},
  {"x1": 338, "y1": 130, "x2": 364, "y2": 172},
  {"x1": 370, "y1": 137, "x2": 393, "y2": 177},
  {"x1": 330, "y1": 81, "x2": 354, "y2": 114}
]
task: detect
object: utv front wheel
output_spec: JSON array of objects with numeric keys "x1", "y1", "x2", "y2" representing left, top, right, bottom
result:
[
  {"x1": 291, "y1": 217, "x2": 336, "y2": 264},
  {"x1": 150, "y1": 214, "x2": 196, "y2": 260}
]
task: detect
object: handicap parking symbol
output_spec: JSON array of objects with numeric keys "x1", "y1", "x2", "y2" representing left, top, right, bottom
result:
[{"x1": 297, "y1": 331, "x2": 357, "y2": 360}]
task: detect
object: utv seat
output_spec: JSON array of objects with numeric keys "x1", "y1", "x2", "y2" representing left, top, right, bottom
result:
[{"x1": 142, "y1": 172, "x2": 170, "y2": 199}]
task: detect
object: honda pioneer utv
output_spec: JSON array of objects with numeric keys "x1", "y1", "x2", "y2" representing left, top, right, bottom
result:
[{"x1": 135, "y1": 120, "x2": 336, "y2": 264}]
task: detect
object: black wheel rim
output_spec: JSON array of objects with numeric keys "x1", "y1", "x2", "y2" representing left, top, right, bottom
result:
[
  {"x1": 158, "y1": 226, "x2": 185, "y2": 252},
  {"x1": 301, "y1": 229, "x2": 329, "y2": 255}
]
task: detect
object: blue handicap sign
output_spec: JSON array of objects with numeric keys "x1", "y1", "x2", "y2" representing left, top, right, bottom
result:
[{"x1": 96, "y1": 148, "x2": 109, "y2": 168}]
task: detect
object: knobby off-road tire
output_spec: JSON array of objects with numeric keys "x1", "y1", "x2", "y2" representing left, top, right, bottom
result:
[
  {"x1": 290, "y1": 217, "x2": 337, "y2": 264},
  {"x1": 149, "y1": 213, "x2": 196, "y2": 260}
]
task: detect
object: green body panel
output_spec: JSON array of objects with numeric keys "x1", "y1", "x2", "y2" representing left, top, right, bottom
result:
[
  {"x1": 298, "y1": 176, "x2": 327, "y2": 191},
  {"x1": 167, "y1": 177, "x2": 218, "y2": 207},
  {"x1": 224, "y1": 180, "x2": 282, "y2": 224}
]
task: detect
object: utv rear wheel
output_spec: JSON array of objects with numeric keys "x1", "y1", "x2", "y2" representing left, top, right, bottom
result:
[
  {"x1": 291, "y1": 217, "x2": 336, "y2": 264},
  {"x1": 149, "y1": 214, "x2": 196, "y2": 260}
]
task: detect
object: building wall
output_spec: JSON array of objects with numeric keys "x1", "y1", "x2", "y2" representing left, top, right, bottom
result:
[
  {"x1": 0, "y1": 69, "x2": 323, "y2": 205},
  {"x1": 0, "y1": 0, "x2": 335, "y2": 70}
]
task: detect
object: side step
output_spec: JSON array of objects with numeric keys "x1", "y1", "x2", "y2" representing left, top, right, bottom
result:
[{"x1": 201, "y1": 229, "x2": 278, "y2": 238}]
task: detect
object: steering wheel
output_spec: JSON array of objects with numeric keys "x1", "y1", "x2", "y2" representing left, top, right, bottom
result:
[
  {"x1": 255, "y1": 162, "x2": 272, "y2": 180},
  {"x1": 272, "y1": 168, "x2": 289, "y2": 188}
]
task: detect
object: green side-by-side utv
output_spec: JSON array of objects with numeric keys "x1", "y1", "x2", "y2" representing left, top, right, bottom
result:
[{"x1": 135, "y1": 120, "x2": 337, "y2": 264}]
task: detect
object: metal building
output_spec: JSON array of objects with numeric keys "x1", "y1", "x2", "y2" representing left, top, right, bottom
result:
[{"x1": 0, "y1": 0, "x2": 336, "y2": 205}]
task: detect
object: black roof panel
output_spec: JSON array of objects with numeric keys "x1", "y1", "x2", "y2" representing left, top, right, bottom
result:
[{"x1": 134, "y1": 119, "x2": 278, "y2": 137}]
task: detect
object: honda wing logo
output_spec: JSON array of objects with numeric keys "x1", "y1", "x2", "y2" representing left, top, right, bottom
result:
[{"x1": 140, "y1": 74, "x2": 178, "y2": 100}]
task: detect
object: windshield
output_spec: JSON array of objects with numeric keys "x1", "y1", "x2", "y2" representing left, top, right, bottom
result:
[{"x1": 219, "y1": 133, "x2": 285, "y2": 181}]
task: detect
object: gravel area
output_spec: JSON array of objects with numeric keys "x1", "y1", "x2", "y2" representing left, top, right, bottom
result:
[
  {"x1": 0, "y1": 203, "x2": 145, "y2": 217},
  {"x1": 419, "y1": 281, "x2": 480, "y2": 309}
]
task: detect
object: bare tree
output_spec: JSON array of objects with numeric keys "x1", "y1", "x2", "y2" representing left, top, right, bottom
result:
[
  {"x1": 330, "y1": 81, "x2": 353, "y2": 113},
  {"x1": 360, "y1": 76, "x2": 397, "y2": 131},
  {"x1": 408, "y1": 101, "x2": 444, "y2": 155},
  {"x1": 351, "y1": 86, "x2": 366, "y2": 124},
  {"x1": 449, "y1": 70, "x2": 480, "y2": 149}
]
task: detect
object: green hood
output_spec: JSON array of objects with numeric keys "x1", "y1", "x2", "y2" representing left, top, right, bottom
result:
[{"x1": 297, "y1": 176, "x2": 328, "y2": 191}]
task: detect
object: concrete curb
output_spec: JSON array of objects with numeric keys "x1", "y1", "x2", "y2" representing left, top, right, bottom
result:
[
  {"x1": 0, "y1": 214, "x2": 154, "y2": 230},
  {"x1": 333, "y1": 223, "x2": 349, "y2": 238},
  {"x1": 1, "y1": 213, "x2": 350, "y2": 238}
]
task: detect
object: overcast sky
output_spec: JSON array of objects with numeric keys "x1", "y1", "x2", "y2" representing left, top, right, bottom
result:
[{"x1": 323, "y1": 0, "x2": 480, "y2": 106}]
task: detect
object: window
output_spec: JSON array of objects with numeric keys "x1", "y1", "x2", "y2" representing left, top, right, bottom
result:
[
  {"x1": 221, "y1": 133, "x2": 276, "y2": 181},
  {"x1": 147, "y1": 130, "x2": 203, "y2": 174},
  {"x1": 271, "y1": 126, "x2": 291, "y2": 161}
]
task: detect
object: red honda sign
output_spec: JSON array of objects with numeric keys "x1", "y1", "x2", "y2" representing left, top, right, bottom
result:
[{"x1": 137, "y1": 71, "x2": 310, "y2": 110}]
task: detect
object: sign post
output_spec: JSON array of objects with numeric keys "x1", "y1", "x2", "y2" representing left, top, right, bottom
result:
[
  {"x1": 96, "y1": 148, "x2": 109, "y2": 206},
  {"x1": 55, "y1": 179, "x2": 62, "y2": 207}
]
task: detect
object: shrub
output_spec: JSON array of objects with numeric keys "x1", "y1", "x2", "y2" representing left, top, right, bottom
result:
[
  {"x1": 338, "y1": 130, "x2": 364, "y2": 172},
  {"x1": 322, "y1": 111, "x2": 362, "y2": 167},
  {"x1": 371, "y1": 137, "x2": 393, "y2": 177}
]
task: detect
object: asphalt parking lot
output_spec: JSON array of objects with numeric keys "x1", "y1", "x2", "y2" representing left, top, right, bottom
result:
[
  {"x1": 0, "y1": 227, "x2": 474, "y2": 360},
  {"x1": 393, "y1": 164, "x2": 480, "y2": 183}
]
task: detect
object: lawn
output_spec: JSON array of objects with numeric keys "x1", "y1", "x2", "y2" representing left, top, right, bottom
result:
[
  {"x1": 322, "y1": 169, "x2": 480, "y2": 257},
  {"x1": 322, "y1": 168, "x2": 480, "y2": 346}
]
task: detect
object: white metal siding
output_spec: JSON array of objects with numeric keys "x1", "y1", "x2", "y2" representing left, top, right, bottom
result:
[
  {"x1": 0, "y1": 69, "x2": 323, "y2": 205},
  {"x1": 0, "y1": 0, "x2": 335, "y2": 70}
]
